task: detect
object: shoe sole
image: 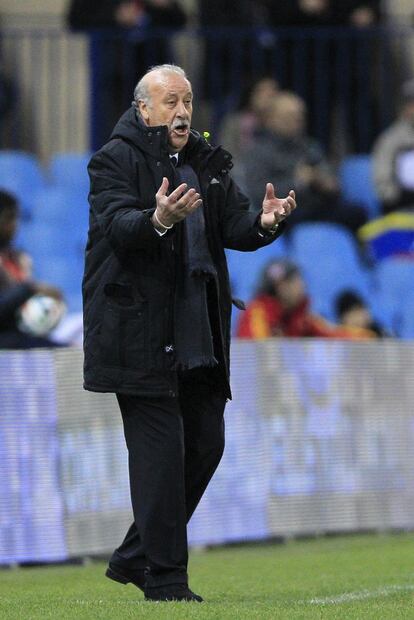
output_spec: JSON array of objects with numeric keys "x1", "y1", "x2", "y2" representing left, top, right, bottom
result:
[
  {"x1": 105, "y1": 567, "x2": 145, "y2": 592},
  {"x1": 144, "y1": 596, "x2": 203, "y2": 602}
]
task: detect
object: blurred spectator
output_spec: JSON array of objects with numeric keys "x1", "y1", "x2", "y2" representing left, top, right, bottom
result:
[
  {"x1": 236, "y1": 259, "x2": 378, "y2": 339},
  {"x1": 219, "y1": 76, "x2": 279, "y2": 161},
  {"x1": 240, "y1": 91, "x2": 367, "y2": 235},
  {"x1": 0, "y1": 190, "x2": 65, "y2": 349},
  {"x1": 372, "y1": 79, "x2": 414, "y2": 214},
  {"x1": 362, "y1": 79, "x2": 414, "y2": 261},
  {"x1": 332, "y1": 1, "x2": 380, "y2": 27},
  {"x1": 67, "y1": 0, "x2": 187, "y2": 148},
  {"x1": 335, "y1": 289, "x2": 386, "y2": 337}
]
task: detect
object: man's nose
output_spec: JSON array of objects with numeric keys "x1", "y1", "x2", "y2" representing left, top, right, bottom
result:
[{"x1": 176, "y1": 101, "x2": 188, "y2": 117}]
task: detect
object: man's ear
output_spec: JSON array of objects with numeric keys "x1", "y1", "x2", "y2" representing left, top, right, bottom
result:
[{"x1": 138, "y1": 100, "x2": 150, "y2": 124}]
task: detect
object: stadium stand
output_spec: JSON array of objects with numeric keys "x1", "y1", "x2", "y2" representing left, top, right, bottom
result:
[
  {"x1": 1, "y1": 148, "x2": 413, "y2": 336},
  {"x1": 0, "y1": 157, "x2": 90, "y2": 314}
]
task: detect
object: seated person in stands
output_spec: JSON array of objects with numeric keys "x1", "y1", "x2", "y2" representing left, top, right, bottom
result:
[
  {"x1": 239, "y1": 91, "x2": 367, "y2": 235},
  {"x1": 0, "y1": 190, "x2": 64, "y2": 348},
  {"x1": 219, "y1": 76, "x2": 279, "y2": 161},
  {"x1": 335, "y1": 290, "x2": 386, "y2": 337},
  {"x1": 236, "y1": 259, "x2": 378, "y2": 339},
  {"x1": 373, "y1": 78, "x2": 414, "y2": 214}
]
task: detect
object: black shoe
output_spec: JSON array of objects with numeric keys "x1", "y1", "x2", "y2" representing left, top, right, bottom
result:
[
  {"x1": 105, "y1": 562, "x2": 146, "y2": 592},
  {"x1": 145, "y1": 583, "x2": 203, "y2": 602}
]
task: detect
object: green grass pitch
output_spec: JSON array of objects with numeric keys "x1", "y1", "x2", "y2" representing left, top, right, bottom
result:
[{"x1": 1, "y1": 533, "x2": 414, "y2": 619}]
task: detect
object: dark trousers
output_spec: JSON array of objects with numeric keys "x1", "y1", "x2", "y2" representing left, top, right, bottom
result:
[{"x1": 111, "y1": 377, "x2": 226, "y2": 587}]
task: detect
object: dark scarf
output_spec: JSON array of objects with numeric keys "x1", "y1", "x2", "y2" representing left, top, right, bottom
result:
[{"x1": 173, "y1": 162, "x2": 218, "y2": 370}]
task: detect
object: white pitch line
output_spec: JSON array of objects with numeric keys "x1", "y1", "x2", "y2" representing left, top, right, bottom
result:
[{"x1": 307, "y1": 584, "x2": 414, "y2": 605}]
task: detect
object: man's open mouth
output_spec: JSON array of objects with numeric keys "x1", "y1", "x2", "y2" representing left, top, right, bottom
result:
[{"x1": 172, "y1": 124, "x2": 189, "y2": 136}]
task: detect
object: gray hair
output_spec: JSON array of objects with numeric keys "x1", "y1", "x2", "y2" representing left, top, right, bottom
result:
[{"x1": 133, "y1": 64, "x2": 188, "y2": 110}]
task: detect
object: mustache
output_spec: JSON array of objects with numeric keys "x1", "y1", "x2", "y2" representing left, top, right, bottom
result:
[{"x1": 171, "y1": 119, "x2": 190, "y2": 130}]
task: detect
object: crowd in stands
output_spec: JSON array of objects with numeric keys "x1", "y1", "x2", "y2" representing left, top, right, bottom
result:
[
  {"x1": 236, "y1": 259, "x2": 384, "y2": 340},
  {"x1": 233, "y1": 89, "x2": 367, "y2": 236},
  {"x1": 0, "y1": 1, "x2": 413, "y2": 345},
  {"x1": 63, "y1": 0, "x2": 391, "y2": 152}
]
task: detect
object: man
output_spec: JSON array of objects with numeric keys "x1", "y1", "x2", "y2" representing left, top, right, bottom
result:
[{"x1": 83, "y1": 64, "x2": 296, "y2": 602}]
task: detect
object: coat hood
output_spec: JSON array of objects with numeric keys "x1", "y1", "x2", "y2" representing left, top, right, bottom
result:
[
  {"x1": 110, "y1": 106, "x2": 171, "y2": 158},
  {"x1": 110, "y1": 106, "x2": 234, "y2": 177}
]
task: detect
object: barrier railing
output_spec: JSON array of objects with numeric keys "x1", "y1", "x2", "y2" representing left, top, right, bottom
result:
[
  {"x1": 0, "y1": 26, "x2": 412, "y2": 158},
  {"x1": 1, "y1": 340, "x2": 413, "y2": 564}
]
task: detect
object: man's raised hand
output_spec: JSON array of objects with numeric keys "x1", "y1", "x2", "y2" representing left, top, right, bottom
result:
[
  {"x1": 260, "y1": 183, "x2": 296, "y2": 231},
  {"x1": 153, "y1": 177, "x2": 202, "y2": 230}
]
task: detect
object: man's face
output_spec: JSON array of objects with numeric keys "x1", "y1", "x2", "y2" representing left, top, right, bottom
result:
[{"x1": 138, "y1": 72, "x2": 193, "y2": 152}]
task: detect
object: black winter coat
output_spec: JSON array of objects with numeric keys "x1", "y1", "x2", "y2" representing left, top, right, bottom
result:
[{"x1": 83, "y1": 107, "x2": 283, "y2": 398}]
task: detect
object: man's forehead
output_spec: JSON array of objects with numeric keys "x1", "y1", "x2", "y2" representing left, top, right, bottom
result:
[{"x1": 146, "y1": 72, "x2": 192, "y2": 96}]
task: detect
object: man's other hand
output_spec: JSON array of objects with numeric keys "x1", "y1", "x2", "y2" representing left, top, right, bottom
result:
[
  {"x1": 260, "y1": 183, "x2": 296, "y2": 231},
  {"x1": 152, "y1": 177, "x2": 202, "y2": 230}
]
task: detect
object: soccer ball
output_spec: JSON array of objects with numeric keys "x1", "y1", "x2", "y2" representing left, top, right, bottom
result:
[{"x1": 17, "y1": 294, "x2": 66, "y2": 337}]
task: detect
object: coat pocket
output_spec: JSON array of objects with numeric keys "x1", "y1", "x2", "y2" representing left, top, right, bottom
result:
[{"x1": 99, "y1": 299, "x2": 149, "y2": 369}]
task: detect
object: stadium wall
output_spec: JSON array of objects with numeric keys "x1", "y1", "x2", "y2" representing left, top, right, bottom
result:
[{"x1": 1, "y1": 341, "x2": 414, "y2": 564}]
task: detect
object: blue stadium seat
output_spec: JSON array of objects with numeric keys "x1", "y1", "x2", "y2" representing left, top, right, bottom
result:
[
  {"x1": 30, "y1": 188, "x2": 89, "y2": 247},
  {"x1": 399, "y1": 294, "x2": 414, "y2": 339},
  {"x1": 49, "y1": 152, "x2": 91, "y2": 195},
  {"x1": 289, "y1": 222, "x2": 361, "y2": 262},
  {"x1": 289, "y1": 223, "x2": 372, "y2": 320},
  {"x1": 374, "y1": 257, "x2": 414, "y2": 334},
  {"x1": 226, "y1": 236, "x2": 288, "y2": 302},
  {"x1": 33, "y1": 255, "x2": 83, "y2": 313},
  {"x1": 0, "y1": 151, "x2": 46, "y2": 219},
  {"x1": 16, "y1": 221, "x2": 79, "y2": 262},
  {"x1": 339, "y1": 154, "x2": 380, "y2": 219}
]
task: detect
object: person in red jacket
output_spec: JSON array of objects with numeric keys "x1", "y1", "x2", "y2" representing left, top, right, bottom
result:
[{"x1": 236, "y1": 259, "x2": 377, "y2": 339}]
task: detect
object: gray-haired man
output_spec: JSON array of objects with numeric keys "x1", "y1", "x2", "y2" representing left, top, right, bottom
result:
[{"x1": 83, "y1": 64, "x2": 296, "y2": 602}]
